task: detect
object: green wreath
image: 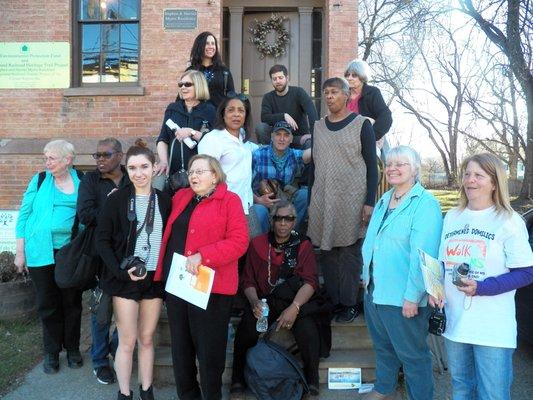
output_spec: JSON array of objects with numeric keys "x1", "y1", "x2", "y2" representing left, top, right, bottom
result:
[{"x1": 249, "y1": 14, "x2": 290, "y2": 59}]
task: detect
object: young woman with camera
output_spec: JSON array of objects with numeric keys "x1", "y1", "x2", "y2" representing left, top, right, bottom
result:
[
  {"x1": 96, "y1": 139, "x2": 171, "y2": 400},
  {"x1": 430, "y1": 153, "x2": 533, "y2": 400}
]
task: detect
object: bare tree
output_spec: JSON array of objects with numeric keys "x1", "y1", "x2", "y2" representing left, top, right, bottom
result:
[{"x1": 458, "y1": 0, "x2": 533, "y2": 197}]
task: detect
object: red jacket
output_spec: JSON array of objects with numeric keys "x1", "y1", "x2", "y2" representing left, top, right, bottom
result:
[{"x1": 154, "y1": 183, "x2": 249, "y2": 295}]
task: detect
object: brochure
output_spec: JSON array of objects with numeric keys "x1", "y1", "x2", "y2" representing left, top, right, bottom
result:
[
  {"x1": 417, "y1": 249, "x2": 445, "y2": 299},
  {"x1": 328, "y1": 368, "x2": 362, "y2": 389},
  {"x1": 165, "y1": 252, "x2": 215, "y2": 310}
]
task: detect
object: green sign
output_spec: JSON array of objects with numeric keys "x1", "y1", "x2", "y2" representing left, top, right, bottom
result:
[{"x1": 0, "y1": 42, "x2": 70, "y2": 88}]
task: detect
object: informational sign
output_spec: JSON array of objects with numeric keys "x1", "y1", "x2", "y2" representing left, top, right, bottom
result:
[
  {"x1": 0, "y1": 211, "x2": 18, "y2": 253},
  {"x1": 163, "y1": 9, "x2": 198, "y2": 30},
  {"x1": 328, "y1": 367, "x2": 362, "y2": 389},
  {"x1": 0, "y1": 42, "x2": 70, "y2": 89}
]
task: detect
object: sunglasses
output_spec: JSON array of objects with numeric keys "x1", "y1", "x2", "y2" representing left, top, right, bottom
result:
[
  {"x1": 92, "y1": 151, "x2": 118, "y2": 159},
  {"x1": 226, "y1": 91, "x2": 248, "y2": 102},
  {"x1": 273, "y1": 215, "x2": 296, "y2": 223},
  {"x1": 178, "y1": 81, "x2": 194, "y2": 88}
]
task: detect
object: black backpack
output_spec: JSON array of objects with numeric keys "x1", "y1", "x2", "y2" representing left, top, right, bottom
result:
[{"x1": 244, "y1": 322, "x2": 309, "y2": 400}]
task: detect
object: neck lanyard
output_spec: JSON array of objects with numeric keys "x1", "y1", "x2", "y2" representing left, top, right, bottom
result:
[{"x1": 126, "y1": 190, "x2": 156, "y2": 256}]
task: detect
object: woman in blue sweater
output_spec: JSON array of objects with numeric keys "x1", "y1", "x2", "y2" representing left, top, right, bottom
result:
[
  {"x1": 14, "y1": 139, "x2": 84, "y2": 375},
  {"x1": 361, "y1": 145, "x2": 442, "y2": 400}
]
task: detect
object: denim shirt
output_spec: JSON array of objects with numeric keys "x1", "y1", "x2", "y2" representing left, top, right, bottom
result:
[{"x1": 362, "y1": 182, "x2": 443, "y2": 307}]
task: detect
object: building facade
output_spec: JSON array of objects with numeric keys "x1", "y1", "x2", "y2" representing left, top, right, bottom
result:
[{"x1": 0, "y1": 0, "x2": 357, "y2": 210}]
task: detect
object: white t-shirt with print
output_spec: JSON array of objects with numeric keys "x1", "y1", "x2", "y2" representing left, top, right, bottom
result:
[{"x1": 439, "y1": 206, "x2": 533, "y2": 348}]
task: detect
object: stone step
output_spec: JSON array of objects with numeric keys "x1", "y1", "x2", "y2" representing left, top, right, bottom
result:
[
  {"x1": 156, "y1": 313, "x2": 373, "y2": 350},
  {"x1": 153, "y1": 346, "x2": 376, "y2": 386}
]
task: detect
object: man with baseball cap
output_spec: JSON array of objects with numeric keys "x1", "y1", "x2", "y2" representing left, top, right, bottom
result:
[{"x1": 251, "y1": 120, "x2": 311, "y2": 234}]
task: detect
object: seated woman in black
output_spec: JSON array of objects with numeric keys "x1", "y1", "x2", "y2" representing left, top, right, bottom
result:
[{"x1": 230, "y1": 201, "x2": 323, "y2": 399}]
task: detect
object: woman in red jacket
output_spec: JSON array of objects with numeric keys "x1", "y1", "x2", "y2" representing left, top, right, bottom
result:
[{"x1": 154, "y1": 154, "x2": 249, "y2": 400}]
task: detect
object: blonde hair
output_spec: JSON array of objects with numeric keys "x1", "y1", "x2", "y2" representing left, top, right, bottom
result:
[
  {"x1": 179, "y1": 70, "x2": 210, "y2": 101},
  {"x1": 188, "y1": 154, "x2": 226, "y2": 184},
  {"x1": 457, "y1": 153, "x2": 513, "y2": 216},
  {"x1": 43, "y1": 139, "x2": 76, "y2": 165}
]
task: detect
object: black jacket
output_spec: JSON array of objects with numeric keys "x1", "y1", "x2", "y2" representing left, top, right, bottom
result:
[
  {"x1": 95, "y1": 185, "x2": 171, "y2": 295},
  {"x1": 359, "y1": 84, "x2": 392, "y2": 140},
  {"x1": 184, "y1": 64, "x2": 235, "y2": 108},
  {"x1": 77, "y1": 166, "x2": 130, "y2": 227},
  {"x1": 157, "y1": 100, "x2": 216, "y2": 175}
]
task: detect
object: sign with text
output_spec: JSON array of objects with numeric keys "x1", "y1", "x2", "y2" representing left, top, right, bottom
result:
[
  {"x1": 163, "y1": 9, "x2": 198, "y2": 30},
  {"x1": 0, "y1": 42, "x2": 70, "y2": 89},
  {"x1": 0, "y1": 211, "x2": 18, "y2": 253}
]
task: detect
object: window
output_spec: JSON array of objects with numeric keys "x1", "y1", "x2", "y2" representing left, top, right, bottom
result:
[{"x1": 75, "y1": 0, "x2": 140, "y2": 85}]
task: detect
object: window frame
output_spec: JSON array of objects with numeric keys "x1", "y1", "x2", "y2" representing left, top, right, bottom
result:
[{"x1": 69, "y1": 0, "x2": 142, "y2": 93}]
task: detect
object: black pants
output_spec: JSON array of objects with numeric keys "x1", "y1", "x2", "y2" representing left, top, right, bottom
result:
[
  {"x1": 320, "y1": 239, "x2": 363, "y2": 307},
  {"x1": 28, "y1": 265, "x2": 83, "y2": 355},
  {"x1": 166, "y1": 293, "x2": 233, "y2": 400},
  {"x1": 231, "y1": 299, "x2": 320, "y2": 387}
]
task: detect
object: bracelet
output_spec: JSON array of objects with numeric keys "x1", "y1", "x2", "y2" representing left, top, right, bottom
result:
[{"x1": 292, "y1": 301, "x2": 301, "y2": 312}]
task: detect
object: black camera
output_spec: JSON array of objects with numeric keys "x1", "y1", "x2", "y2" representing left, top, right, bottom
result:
[
  {"x1": 452, "y1": 263, "x2": 470, "y2": 287},
  {"x1": 428, "y1": 308, "x2": 446, "y2": 336},
  {"x1": 120, "y1": 255, "x2": 147, "y2": 278}
]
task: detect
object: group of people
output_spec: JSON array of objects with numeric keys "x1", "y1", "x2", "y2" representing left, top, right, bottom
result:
[{"x1": 12, "y1": 29, "x2": 533, "y2": 400}]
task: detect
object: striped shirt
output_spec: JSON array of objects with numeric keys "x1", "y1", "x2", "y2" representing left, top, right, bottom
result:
[{"x1": 133, "y1": 194, "x2": 163, "y2": 272}]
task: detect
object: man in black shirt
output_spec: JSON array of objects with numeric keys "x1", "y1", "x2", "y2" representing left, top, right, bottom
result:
[
  {"x1": 258, "y1": 64, "x2": 318, "y2": 147},
  {"x1": 77, "y1": 138, "x2": 129, "y2": 385}
]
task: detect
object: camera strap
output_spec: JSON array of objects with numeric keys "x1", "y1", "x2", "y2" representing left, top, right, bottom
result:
[{"x1": 126, "y1": 190, "x2": 156, "y2": 257}]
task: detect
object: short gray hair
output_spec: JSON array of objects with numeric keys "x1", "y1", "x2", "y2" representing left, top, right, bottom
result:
[
  {"x1": 322, "y1": 77, "x2": 351, "y2": 98},
  {"x1": 43, "y1": 139, "x2": 76, "y2": 164},
  {"x1": 386, "y1": 145, "x2": 421, "y2": 181},
  {"x1": 345, "y1": 59, "x2": 372, "y2": 83}
]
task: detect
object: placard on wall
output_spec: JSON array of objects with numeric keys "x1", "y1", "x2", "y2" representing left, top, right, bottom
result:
[
  {"x1": 0, "y1": 42, "x2": 70, "y2": 89},
  {"x1": 163, "y1": 9, "x2": 198, "y2": 30}
]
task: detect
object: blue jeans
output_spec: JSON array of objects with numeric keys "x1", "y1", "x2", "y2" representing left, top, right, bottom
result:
[
  {"x1": 445, "y1": 338, "x2": 514, "y2": 400},
  {"x1": 364, "y1": 292, "x2": 433, "y2": 400},
  {"x1": 251, "y1": 186, "x2": 309, "y2": 235},
  {"x1": 90, "y1": 312, "x2": 118, "y2": 368}
]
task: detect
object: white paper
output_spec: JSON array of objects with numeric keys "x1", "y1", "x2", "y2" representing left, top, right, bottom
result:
[
  {"x1": 328, "y1": 368, "x2": 362, "y2": 389},
  {"x1": 358, "y1": 383, "x2": 374, "y2": 393},
  {"x1": 417, "y1": 249, "x2": 445, "y2": 299},
  {"x1": 165, "y1": 253, "x2": 215, "y2": 310}
]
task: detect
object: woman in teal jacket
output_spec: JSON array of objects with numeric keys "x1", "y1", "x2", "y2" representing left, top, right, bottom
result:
[
  {"x1": 361, "y1": 145, "x2": 442, "y2": 400},
  {"x1": 14, "y1": 139, "x2": 84, "y2": 375}
]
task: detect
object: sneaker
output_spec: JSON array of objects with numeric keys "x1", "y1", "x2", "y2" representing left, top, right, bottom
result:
[
  {"x1": 335, "y1": 306, "x2": 359, "y2": 324},
  {"x1": 43, "y1": 353, "x2": 59, "y2": 374},
  {"x1": 67, "y1": 349, "x2": 83, "y2": 369},
  {"x1": 94, "y1": 365, "x2": 116, "y2": 385}
]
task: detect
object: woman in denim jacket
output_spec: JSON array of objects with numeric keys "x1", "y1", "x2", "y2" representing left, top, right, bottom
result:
[{"x1": 361, "y1": 145, "x2": 442, "y2": 400}]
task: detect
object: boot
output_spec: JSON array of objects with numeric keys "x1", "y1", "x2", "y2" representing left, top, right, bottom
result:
[
  {"x1": 43, "y1": 352, "x2": 59, "y2": 374},
  {"x1": 117, "y1": 390, "x2": 133, "y2": 400},
  {"x1": 139, "y1": 385, "x2": 154, "y2": 400}
]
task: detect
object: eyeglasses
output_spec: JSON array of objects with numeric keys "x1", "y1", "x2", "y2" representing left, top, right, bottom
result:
[
  {"x1": 226, "y1": 91, "x2": 248, "y2": 102},
  {"x1": 178, "y1": 81, "x2": 194, "y2": 88},
  {"x1": 43, "y1": 156, "x2": 60, "y2": 163},
  {"x1": 385, "y1": 162, "x2": 410, "y2": 169},
  {"x1": 187, "y1": 169, "x2": 213, "y2": 176},
  {"x1": 92, "y1": 151, "x2": 119, "y2": 159},
  {"x1": 344, "y1": 72, "x2": 360, "y2": 79},
  {"x1": 273, "y1": 215, "x2": 296, "y2": 223}
]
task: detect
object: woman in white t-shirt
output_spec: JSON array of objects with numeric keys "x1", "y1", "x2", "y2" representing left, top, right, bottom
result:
[{"x1": 430, "y1": 153, "x2": 533, "y2": 400}]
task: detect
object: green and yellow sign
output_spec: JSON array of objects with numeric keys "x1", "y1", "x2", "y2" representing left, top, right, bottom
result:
[{"x1": 0, "y1": 42, "x2": 70, "y2": 89}]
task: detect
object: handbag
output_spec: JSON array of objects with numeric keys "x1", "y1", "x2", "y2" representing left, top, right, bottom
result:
[
  {"x1": 167, "y1": 139, "x2": 190, "y2": 193},
  {"x1": 54, "y1": 225, "x2": 97, "y2": 289}
]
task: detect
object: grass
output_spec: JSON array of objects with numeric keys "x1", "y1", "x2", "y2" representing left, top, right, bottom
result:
[
  {"x1": 0, "y1": 318, "x2": 42, "y2": 395},
  {"x1": 429, "y1": 189, "x2": 459, "y2": 213}
]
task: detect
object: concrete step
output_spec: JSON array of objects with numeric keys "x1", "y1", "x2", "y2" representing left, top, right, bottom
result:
[
  {"x1": 156, "y1": 313, "x2": 373, "y2": 350},
  {"x1": 153, "y1": 346, "x2": 376, "y2": 386}
]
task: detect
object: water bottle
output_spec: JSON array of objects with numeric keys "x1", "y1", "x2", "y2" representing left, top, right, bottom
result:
[{"x1": 256, "y1": 299, "x2": 269, "y2": 332}]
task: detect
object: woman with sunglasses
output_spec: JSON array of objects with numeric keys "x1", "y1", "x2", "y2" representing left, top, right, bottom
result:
[
  {"x1": 198, "y1": 93, "x2": 258, "y2": 219},
  {"x1": 230, "y1": 200, "x2": 322, "y2": 399},
  {"x1": 96, "y1": 139, "x2": 171, "y2": 400},
  {"x1": 156, "y1": 70, "x2": 215, "y2": 191},
  {"x1": 184, "y1": 31, "x2": 235, "y2": 108},
  {"x1": 344, "y1": 59, "x2": 392, "y2": 141},
  {"x1": 154, "y1": 154, "x2": 248, "y2": 400}
]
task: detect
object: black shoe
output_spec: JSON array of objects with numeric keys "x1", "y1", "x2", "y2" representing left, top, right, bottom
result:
[
  {"x1": 335, "y1": 306, "x2": 359, "y2": 324},
  {"x1": 67, "y1": 350, "x2": 83, "y2": 369},
  {"x1": 43, "y1": 353, "x2": 59, "y2": 374},
  {"x1": 117, "y1": 391, "x2": 133, "y2": 400},
  {"x1": 139, "y1": 385, "x2": 154, "y2": 400},
  {"x1": 94, "y1": 365, "x2": 116, "y2": 384}
]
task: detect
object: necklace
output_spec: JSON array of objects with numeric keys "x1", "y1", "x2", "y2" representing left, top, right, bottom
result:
[
  {"x1": 267, "y1": 244, "x2": 277, "y2": 287},
  {"x1": 393, "y1": 191, "x2": 407, "y2": 202}
]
